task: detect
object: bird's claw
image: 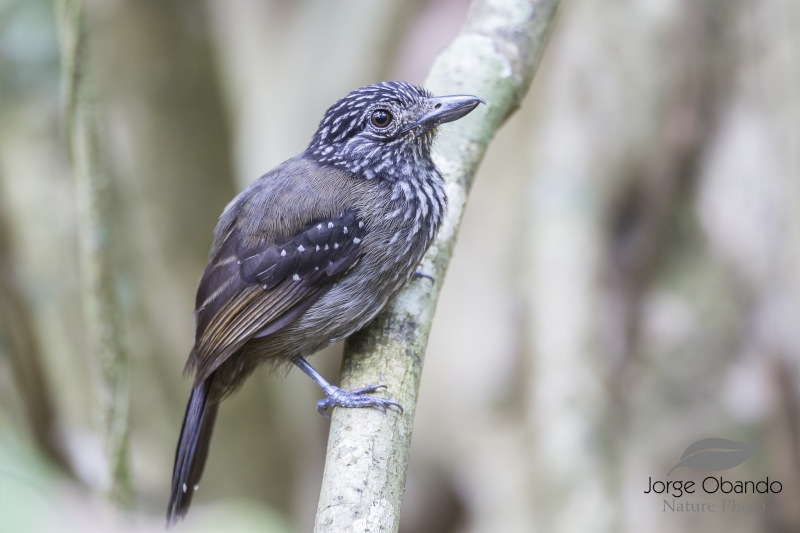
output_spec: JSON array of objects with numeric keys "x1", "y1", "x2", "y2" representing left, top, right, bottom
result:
[
  {"x1": 413, "y1": 270, "x2": 435, "y2": 282},
  {"x1": 316, "y1": 384, "x2": 404, "y2": 418}
]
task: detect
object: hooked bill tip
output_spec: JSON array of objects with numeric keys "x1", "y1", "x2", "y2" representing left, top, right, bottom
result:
[{"x1": 405, "y1": 94, "x2": 486, "y2": 133}]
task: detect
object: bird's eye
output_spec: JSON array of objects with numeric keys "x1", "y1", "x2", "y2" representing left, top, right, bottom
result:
[{"x1": 370, "y1": 110, "x2": 392, "y2": 128}]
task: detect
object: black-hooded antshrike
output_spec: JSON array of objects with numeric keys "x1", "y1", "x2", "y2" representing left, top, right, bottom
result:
[{"x1": 167, "y1": 81, "x2": 483, "y2": 526}]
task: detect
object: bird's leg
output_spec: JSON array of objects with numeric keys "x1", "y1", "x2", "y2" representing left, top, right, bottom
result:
[
  {"x1": 292, "y1": 357, "x2": 403, "y2": 418},
  {"x1": 413, "y1": 270, "x2": 435, "y2": 282}
]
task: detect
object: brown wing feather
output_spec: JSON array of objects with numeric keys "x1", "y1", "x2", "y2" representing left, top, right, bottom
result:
[{"x1": 187, "y1": 209, "x2": 367, "y2": 384}]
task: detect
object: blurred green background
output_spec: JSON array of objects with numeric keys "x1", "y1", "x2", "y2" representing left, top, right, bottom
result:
[{"x1": 1, "y1": 0, "x2": 799, "y2": 532}]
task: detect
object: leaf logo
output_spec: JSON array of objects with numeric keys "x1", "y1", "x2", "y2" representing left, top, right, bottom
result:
[{"x1": 668, "y1": 438, "x2": 759, "y2": 476}]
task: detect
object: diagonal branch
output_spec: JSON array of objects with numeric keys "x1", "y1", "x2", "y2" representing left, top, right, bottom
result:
[{"x1": 313, "y1": 1, "x2": 561, "y2": 532}]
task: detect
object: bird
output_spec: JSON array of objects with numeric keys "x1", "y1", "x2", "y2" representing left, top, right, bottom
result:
[{"x1": 166, "y1": 81, "x2": 483, "y2": 526}]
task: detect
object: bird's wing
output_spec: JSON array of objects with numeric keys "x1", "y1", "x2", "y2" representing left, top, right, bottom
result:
[{"x1": 188, "y1": 209, "x2": 367, "y2": 384}]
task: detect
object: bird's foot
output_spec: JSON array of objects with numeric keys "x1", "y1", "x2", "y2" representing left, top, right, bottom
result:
[
  {"x1": 316, "y1": 384, "x2": 403, "y2": 418},
  {"x1": 413, "y1": 270, "x2": 435, "y2": 282}
]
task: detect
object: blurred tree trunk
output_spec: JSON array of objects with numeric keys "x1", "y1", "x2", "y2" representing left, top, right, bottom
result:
[
  {"x1": 602, "y1": 0, "x2": 724, "y2": 412},
  {"x1": 520, "y1": 1, "x2": 783, "y2": 532},
  {"x1": 695, "y1": 0, "x2": 800, "y2": 528},
  {"x1": 522, "y1": 0, "x2": 731, "y2": 531},
  {"x1": 0, "y1": 199, "x2": 71, "y2": 473},
  {"x1": 54, "y1": 0, "x2": 132, "y2": 505},
  {"x1": 522, "y1": 2, "x2": 661, "y2": 529}
]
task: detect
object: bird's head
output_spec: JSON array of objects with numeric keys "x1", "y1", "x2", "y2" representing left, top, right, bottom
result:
[{"x1": 307, "y1": 81, "x2": 484, "y2": 180}]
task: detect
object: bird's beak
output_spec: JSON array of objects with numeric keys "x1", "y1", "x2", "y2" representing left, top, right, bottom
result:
[{"x1": 403, "y1": 94, "x2": 486, "y2": 134}]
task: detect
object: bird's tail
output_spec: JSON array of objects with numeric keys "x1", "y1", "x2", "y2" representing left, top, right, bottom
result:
[{"x1": 166, "y1": 374, "x2": 219, "y2": 527}]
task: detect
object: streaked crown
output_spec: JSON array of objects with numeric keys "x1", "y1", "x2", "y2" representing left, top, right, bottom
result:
[{"x1": 307, "y1": 81, "x2": 435, "y2": 180}]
